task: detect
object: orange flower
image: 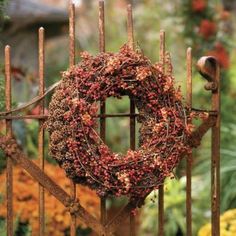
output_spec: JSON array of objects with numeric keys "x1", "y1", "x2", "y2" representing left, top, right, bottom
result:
[
  {"x1": 220, "y1": 10, "x2": 231, "y2": 20},
  {"x1": 192, "y1": 0, "x2": 206, "y2": 12},
  {"x1": 199, "y1": 19, "x2": 217, "y2": 39},
  {"x1": 207, "y1": 42, "x2": 230, "y2": 69},
  {"x1": 0, "y1": 162, "x2": 99, "y2": 235}
]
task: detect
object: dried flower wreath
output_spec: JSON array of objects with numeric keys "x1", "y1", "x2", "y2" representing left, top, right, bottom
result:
[{"x1": 47, "y1": 45, "x2": 191, "y2": 200}]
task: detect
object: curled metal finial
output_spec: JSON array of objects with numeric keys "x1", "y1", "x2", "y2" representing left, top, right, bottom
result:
[{"x1": 197, "y1": 56, "x2": 220, "y2": 91}]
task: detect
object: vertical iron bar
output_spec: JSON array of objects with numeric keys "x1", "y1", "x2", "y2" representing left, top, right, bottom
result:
[
  {"x1": 5, "y1": 45, "x2": 13, "y2": 236},
  {"x1": 69, "y1": 2, "x2": 76, "y2": 67},
  {"x1": 186, "y1": 47, "x2": 192, "y2": 236},
  {"x1": 158, "y1": 30, "x2": 165, "y2": 236},
  {"x1": 186, "y1": 48, "x2": 192, "y2": 106},
  {"x1": 69, "y1": 2, "x2": 77, "y2": 236},
  {"x1": 99, "y1": 0, "x2": 106, "y2": 229},
  {"x1": 99, "y1": 0, "x2": 105, "y2": 53},
  {"x1": 211, "y1": 63, "x2": 220, "y2": 236},
  {"x1": 159, "y1": 30, "x2": 165, "y2": 73},
  {"x1": 127, "y1": 4, "x2": 136, "y2": 236},
  {"x1": 127, "y1": 4, "x2": 134, "y2": 50},
  {"x1": 38, "y1": 27, "x2": 45, "y2": 236}
]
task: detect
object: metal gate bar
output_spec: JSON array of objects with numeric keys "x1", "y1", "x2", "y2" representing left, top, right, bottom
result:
[
  {"x1": 0, "y1": 113, "x2": 139, "y2": 120},
  {"x1": 186, "y1": 47, "x2": 193, "y2": 236},
  {"x1": 5, "y1": 45, "x2": 13, "y2": 236},
  {"x1": 127, "y1": 4, "x2": 136, "y2": 236},
  {"x1": 38, "y1": 27, "x2": 45, "y2": 236},
  {"x1": 158, "y1": 29, "x2": 165, "y2": 236},
  {"x1": 98, "y1": 0, "x2": 107, "y2": 229},
  {"x1": 210, "y1": 59, "x2": 220, "y2": 236},
  {"x1": 68, "y1": 2, "x2": 77, "y2": 236},
  {"x1": 196, "y1": 56, "x2": 221, "y2": 236}
]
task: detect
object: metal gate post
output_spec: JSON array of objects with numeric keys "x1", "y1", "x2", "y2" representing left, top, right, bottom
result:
[{"x1": 197, "y1": 56, "x2": 221, "y2": 236}]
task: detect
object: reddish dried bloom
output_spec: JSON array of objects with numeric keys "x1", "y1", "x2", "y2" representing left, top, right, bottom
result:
[
  {"x1": 191, "y1": 0, "x2": 206, "y2": 12},
  {"x1": 153, "y1": 123, "x2": 164, "y2": 133},
  {"x1": 136, "y1": 66, "x2": 152, "y2": 81},
  {"x1": 207, "y1": 42, "x2": 230, "y2": 69},
  {"x1": 82, "y1": 113, "x2": 93, "y2": 126},
  {"x1": 163, "y1": 76, "x2": 173, "y2": 92},
  {"x1": 80, "y1": 51, "x2": 92, "y2": 60},
  {"x1": 220, "y1": 10, "x2": 231, "y2": 20},
  {"x1": 160, "y1": 107, "x2": 168, "y2": 121},
  {"x1": 199, "y1": 19, "x2": 217, "y2": 39},
  {"x1": 174, "y1": 87, "x2": 183, "y2": 101}
]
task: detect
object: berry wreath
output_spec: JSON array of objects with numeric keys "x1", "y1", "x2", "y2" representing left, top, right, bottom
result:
[{"x1": 47, "y1": 45, "x2": 191, "y2": 201}]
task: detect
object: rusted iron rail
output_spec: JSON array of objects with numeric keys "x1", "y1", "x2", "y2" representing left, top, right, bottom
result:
[
  {"x1": 158, "y1": 29, "x2": 165, "y2": 236},
  {"x1": 197, "y1": 56, "x2": 221, "y2": 236},
  {"x1": 99, "y1": 0, "x2": 107, "y2": 230},
  {"x1": 69, "y1": 3, "x2": 77, "y2": 236},
  {"x1": 186, "y1": 47, "x2": 192, "y2": 236},
  {"x1": 38, "y1": 27, "x2": 45, "y2": 236},
  {"x1": 0, "y1": 110, "x2": 217, "y2": 120},
  {"x1": 5, "y1": 45, "x2": 13, "y2": 236},
  {"x1": 127, "y1": 4, "x2": 136, "y2": 236}
]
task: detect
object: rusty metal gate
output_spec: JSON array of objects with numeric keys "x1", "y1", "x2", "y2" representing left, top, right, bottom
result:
[{"x1": 0, "y1": 1, "x2": 221, "y2": 236}]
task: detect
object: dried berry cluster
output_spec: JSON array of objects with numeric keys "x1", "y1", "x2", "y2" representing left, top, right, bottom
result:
[{"x1": 47, "y1": 45, "x2": 190, "y2": 200}]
